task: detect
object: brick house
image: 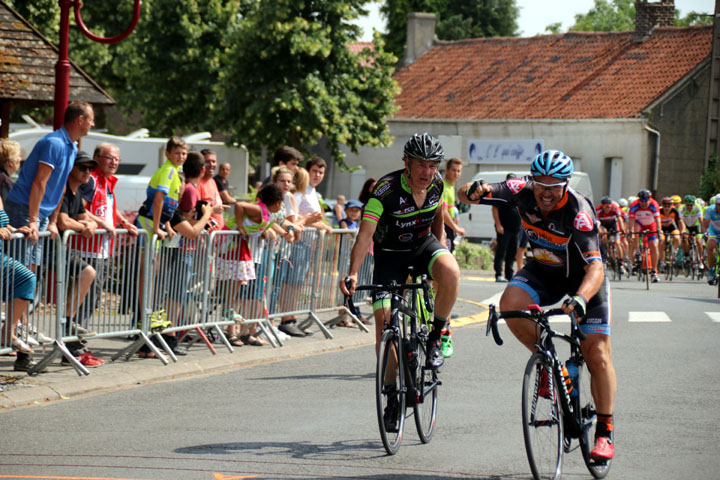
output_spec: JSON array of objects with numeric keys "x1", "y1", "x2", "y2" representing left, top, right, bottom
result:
[{"x1": 326, "y1": 0, "x2": 712, "y2": 203}]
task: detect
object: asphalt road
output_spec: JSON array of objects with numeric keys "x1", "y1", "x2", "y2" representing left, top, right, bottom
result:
[{"x1": 1, "y1": 273, "x2": 718, "y2": 480}]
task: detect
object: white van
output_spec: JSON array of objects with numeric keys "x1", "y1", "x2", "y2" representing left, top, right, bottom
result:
[{"x1": 457, "y1": 171, "x2": 594, "y2": 241}]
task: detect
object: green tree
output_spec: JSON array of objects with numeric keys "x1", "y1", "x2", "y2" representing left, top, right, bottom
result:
[
  {"x1": 216, "y1": 0, "x2": 399, "y2": 168},
  {"x1": 571, "y1": 0, "x2": 635, "y2": 32},
  {"x1": 699, "y1": 154, "x2": 720, "y2": 201},
  {"x1": 109, "y1": 0, "x2": 240, "y2": 135},
  {"x1": 380, "y1": 0, "x2": 519, "y2": 60},
  {"x1": 550, "y1": 0, "x2": 712, "y2": 34}
]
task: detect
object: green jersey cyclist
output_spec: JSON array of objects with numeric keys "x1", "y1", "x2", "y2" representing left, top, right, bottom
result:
[
  {"x1": 459, "y1": 150, "x2": 617, "y2": 460},
  {"x1": 340, "y1": 133, "x2": 461, "y2": 370}
]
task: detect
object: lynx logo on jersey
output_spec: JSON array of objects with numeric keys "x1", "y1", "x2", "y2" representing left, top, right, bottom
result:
[
  {"x1": 507, "y1": 178, "x2": 526, "y2": 194},
  {"x1": 574, "y1": 212, "x2": 594, "y2": 231}
]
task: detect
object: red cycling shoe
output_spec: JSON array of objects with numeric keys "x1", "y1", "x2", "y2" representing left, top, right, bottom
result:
[{"x1": 590, "y1": 436, "x2": 615, "y2": 460}]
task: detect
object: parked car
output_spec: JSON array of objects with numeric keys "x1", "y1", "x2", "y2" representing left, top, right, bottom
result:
[{"x1": 457, "y1": 171, "x2": 594, "y2": 241}]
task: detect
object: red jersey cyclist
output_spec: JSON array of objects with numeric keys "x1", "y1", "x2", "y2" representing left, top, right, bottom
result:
[
  {"x1": 628, "y1": 189, "x2": 662, "y2": 283},
  {"x1": 596, "y1": 196, "x2": 627, "y2": 269},
  {"x1": 459, "y1": 150, "x2": 617, "y2": 460}
]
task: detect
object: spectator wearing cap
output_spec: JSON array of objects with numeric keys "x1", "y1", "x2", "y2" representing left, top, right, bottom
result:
[
  {"x1": 336, "y1": 199, "x2": 371, "y2": 326},
  {"x1": 4, "y1": 101, "x2": 94, "y2": 373},
  {"x1": 339, "y1": 200, "x2": 363, "y2": 229},
  {"x1": 491, "y1": 173, "x2": 522, "y2": 282},
  {"x1": 56, "y1": 151, "x2": 103, "y2": 367}
]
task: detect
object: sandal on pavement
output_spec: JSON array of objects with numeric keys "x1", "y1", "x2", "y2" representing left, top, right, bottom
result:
[
  {"x1": 239, "y1": 335, "x2": 264, "y2": 346},
  {"x1": 228, "y1": 334, "x2": 244, "y2": 347}
]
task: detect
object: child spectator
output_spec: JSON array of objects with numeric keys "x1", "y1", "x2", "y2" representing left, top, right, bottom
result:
[
  {"x1": 0, "y1": 196, "x2": 37, "y2": 366},
  {"x1": 0, "y1": 139, "x2": 21, "y2": 204},
  {"x1": 136, "y1": 136, "x2": 186, "y2": 240},
  {"x1": 222, "y1": 184, "x2": 286, "y2": 346},
  {"x1": 333, "y1": 195, "x2": 346, "y2": 226},
  {"x1": 339, "y1": 200, "x2": 363, "y2": 230}
]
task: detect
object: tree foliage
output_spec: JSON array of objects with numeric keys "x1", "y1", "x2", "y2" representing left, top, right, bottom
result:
[
  {"x1": 216, "y1": 0, "x2": 399, "y2": 167},
  {"x1": 380, "y1": 0, "x2": 519, "y2": 59},
  {"x1": 551, "y1": 0, "x2": 713, "y2": 34},
  {"x1": 8, "y1": 0, "x2": 398, "y2": 168}
]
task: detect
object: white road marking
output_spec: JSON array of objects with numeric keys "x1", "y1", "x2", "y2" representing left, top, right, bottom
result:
[
  {"x1": 705, "y1": 312, "x2": 720, "y2": 323},
  {"x1": 628, "y1": 312, "x2": 672, "y2": 323},
  {"x1": 481, "y1": 292, "x2": 503, "y2": 306}
]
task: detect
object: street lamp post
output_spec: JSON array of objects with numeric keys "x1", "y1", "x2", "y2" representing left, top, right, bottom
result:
[{"x1": 53, "y1": 0, "x2": 141, "y2": 129}]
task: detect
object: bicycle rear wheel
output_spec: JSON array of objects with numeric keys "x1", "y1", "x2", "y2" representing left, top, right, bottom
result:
[
  {"x1": 522, "y1": 353, "x2": 564, "y2": 480},
  {"x1": 376, "y1": 329, "x2": 406, "y2": 455},
  {"x1": 577, "y1": 361, "x2": 613, "y2": 478},
  {"x1": 413, "y1": 337, "x2": 438, "y2": 443}
]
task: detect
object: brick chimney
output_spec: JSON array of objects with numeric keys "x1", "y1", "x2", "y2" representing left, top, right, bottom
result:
[
  {"x1": 402, "y1": 12, "x2": 436, "y2": 67},
  {"x1": 634, "y1": 0, "x2": 675, "y2": 41}
]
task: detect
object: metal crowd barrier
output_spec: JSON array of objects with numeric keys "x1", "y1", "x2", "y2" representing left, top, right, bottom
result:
[
  {"x1": 304, "y1": 229, "x2": 368, "y2": 332},
  {"x1": 267, "y1": 227, "x2": 340, "y2": 338},
  {"x1": 1, "y1": 225, "x2": 374, "y2": 376},
  {"x1": 205, "y1": 230, "x2": 281, "y2": 348}
]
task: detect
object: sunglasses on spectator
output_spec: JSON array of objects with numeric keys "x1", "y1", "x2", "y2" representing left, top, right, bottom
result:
[
  {"x1": 532, "y1": 179, "x2": 567, "y2": 192},
  {"x1": 76, "y1": 164, "x2": 94, "y2": 172}
]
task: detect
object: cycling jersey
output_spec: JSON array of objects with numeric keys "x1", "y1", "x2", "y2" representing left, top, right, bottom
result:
[
  {"x1": 705, "y1": 205, "x2": 720, "y2": 237},
  {"x1": 596, "y1": 203, "x2": 624, "y2": 231},
  {"x1": 659, "y1": 207, "x2": 682, "y2": 233},
  {"x1": 679, "y1": 204, "x2": 703, "y2": 228},
  {"x1": 477, "y1": 177, "x2": 602, "y2": 278},
  {"x1": 139, "y1": 159, "x2": 182, "y2": 225},
  {"x1": 363, "y1": 169, "x2": 445, "y2": 251},
  {"x1": 628, "y1": 198, "x2": 660, "y2": 229}
]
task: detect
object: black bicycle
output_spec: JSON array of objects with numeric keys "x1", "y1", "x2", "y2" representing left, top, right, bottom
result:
[
  {"x1": 345, "y1": 275, "x2": 440, "y2": 455},
  {"x1": 486, "y1": 304, "x2": 612, "y2": 480}
]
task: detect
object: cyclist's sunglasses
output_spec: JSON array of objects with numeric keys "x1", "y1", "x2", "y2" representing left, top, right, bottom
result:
[{"x1": 531, "y1": 179, "x2": 567, "y2": 191}]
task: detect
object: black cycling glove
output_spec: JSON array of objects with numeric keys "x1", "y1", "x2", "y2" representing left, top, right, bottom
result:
[{"x1": 563, "y1": 294, "x2": 587, "y2": 318}]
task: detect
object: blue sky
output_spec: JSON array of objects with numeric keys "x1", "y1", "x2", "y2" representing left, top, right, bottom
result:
[{"x1": 354, "y1": 0, "x2": 714, "y2": 41}]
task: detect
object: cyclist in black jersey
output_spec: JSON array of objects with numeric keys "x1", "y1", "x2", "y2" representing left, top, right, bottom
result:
[
  {"x1": 459, "y1": 150, "x2": 617, "y2": 461},
  {"x1": 340, "y1": 133, "x2": 460, "y2": 370}
]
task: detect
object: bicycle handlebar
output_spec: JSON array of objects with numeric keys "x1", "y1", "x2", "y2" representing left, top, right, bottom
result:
[
  {"x1": 343, "y1": 277, "x2": 429, "y2": 318},
  {"x1": 486, "y1": 304, "x2": 586, "y2": 346}
]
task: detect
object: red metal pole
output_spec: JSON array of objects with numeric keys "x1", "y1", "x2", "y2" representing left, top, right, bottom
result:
[
  {"x1": 53, "y1": 0, "x2": 74, "y2": 130},
  {"x1": 52, "y1": 0, "x2": 141, "y2": 130}
]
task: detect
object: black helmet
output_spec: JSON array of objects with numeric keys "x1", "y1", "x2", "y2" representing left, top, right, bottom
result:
[
  {"x1": 600, "y1": 196, "x2": 612, "y2": 205},
  {"x1": 403, "y1": 133, "x2": 444, "y2": 163},
  {"x1": 638, "y1": 189, "x2": 651, "y2": 200}
]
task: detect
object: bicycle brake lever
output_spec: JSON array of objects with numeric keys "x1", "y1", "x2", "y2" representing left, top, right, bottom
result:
[
  {"x1": 486, "y1": 305, "x2": 504, "y2": 346},
  {"x1": 569, "y1": 311, "x2": 587, "y2": 341}
]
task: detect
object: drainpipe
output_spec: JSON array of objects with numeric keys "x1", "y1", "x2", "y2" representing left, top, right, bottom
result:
[{"x1": 644, "y1": 123, "x2": 661, "y2": 192}]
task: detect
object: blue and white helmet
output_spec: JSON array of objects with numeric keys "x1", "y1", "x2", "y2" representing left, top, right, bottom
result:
[{"x1": 530, "y1": 150, "x2": 574, "y2": 179}]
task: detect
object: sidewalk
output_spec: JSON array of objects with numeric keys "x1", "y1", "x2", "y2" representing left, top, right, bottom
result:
[{"x1": 0, "y1": 270, "x2": 494, "y2": 410}]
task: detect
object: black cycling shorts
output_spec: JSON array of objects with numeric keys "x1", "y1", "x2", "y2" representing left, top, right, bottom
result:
[
  {"x1": 371, "y1": 235, "x2": 449, "y2": 307},
  {"x1": 507, "y1": 261, "x2": 611, "y2": 336}
]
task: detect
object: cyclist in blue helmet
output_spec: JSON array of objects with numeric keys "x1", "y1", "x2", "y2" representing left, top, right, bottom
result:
[{"x1": 459, "y1": 149, "x2": 617, "y2": 461}]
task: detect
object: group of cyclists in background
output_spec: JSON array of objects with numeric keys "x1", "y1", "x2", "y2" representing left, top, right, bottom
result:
[{"x1": 596, "y1": 189, "x2": 720, "y2": 285}]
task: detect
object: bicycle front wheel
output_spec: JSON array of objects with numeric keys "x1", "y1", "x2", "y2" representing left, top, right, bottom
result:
[
  {"x1": 376, "y1": 329, "x2": 406, "y2": 455},
  {"x1": 413, "y1": 337, "x2": 438, "y2": 443},
  {"x1": 522, "y1": 354, "x2": 564, "y2": 480},
  {"x1": 577, "y1": 361, "x2": 613, "y2": 479}
]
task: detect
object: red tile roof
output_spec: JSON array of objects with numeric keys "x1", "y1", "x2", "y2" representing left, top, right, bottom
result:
[
  {"x1": 348, "y1": 42, "x2": 374, "y2": 55},
  {"x1": 393, "y1": 26, "x2": 711, "y2": 120}
]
